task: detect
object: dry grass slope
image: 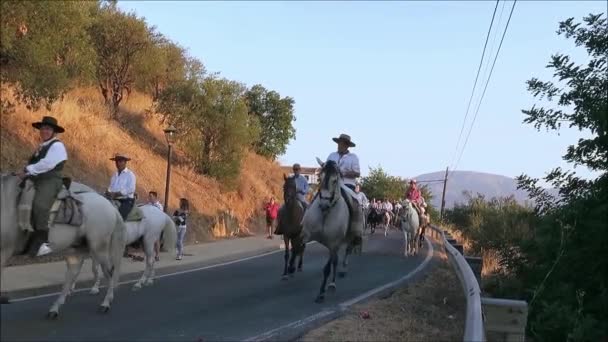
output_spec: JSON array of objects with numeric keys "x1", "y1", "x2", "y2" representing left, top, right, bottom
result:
[{"x1": 0, "y1": 85, "x2": 284, "y2": 244}]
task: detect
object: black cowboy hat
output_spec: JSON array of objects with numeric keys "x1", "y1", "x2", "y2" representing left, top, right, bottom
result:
[
  {"x1": 332, "y1": 133, "x2": 355, "y2": 147},
  {"x1": 32, "y1": 116, "x2": 65, "y2": 133},
  {"x1": 109, "y1": 153, "x2": 131, "y2": 161}
]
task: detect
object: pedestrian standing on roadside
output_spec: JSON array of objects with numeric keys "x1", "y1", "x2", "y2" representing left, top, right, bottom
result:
[{"x1": 173, "y1": 198, "x2": 189, "y2": 260}]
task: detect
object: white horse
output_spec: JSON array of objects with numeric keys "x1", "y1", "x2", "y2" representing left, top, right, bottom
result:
[
  {"x1": 399, "y1": 199, "x2": 419, "y2": 257},
  {"x1": 1, "y1": 175, "x2": 125, "y2": 318},
  {"x1": 81, "y1": 204, "x2": 176, "y2": 294},
  {"x1": 301, "y1": 159, "x2": 364, "y2": 303}
]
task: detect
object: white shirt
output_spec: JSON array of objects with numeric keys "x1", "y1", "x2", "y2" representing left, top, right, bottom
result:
[
  {"x1": 355, "y1": 192, "x2": 369, "y2": 208},
  {"x1": 326, "y1": 151, "x2": 360, "y2": 186},
  {"x1": 26, "y1": 138, "x2": 68, "y2": 176},
  {"x1": 383, "y1": 202, "x2": 393, "y2": 211},
  {"x1": 149, "y1": 201, "x2": 163, "y2": 211},
  {"x1": 108, "y1": 167, "x2": 136, "y2": 199}
]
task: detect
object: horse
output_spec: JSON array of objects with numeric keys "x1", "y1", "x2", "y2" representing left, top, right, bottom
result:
[
  {"x1": 417, "y1": 206, "x2": 430, "y2": 248},
  {"x1": 301, "y1": 159, "x2": 363, "y2": 303},
  {"x1": 0, "y1": 174, "x2": 125, "y2": 318},
  {"x1": 398, "y1": 199, "x2": 419, "y2": 257},
  {"x1": 82, "y1": 204, "x2": 176, "y2": 294},
  {"x1": 366, "y1": 207, "x2": 383, "y2": 234},
  {"x1": 277, "y1": 174, "x2": 306, "y2": 280}
]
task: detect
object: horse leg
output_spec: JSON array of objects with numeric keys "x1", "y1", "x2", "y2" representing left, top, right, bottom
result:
[
  {"x1": 403, "y1": 228, "x2": 409, "y2": 257},
  {"x1": 288, "y1": 239, "x2": 298, "y2": 276},
  {"x1": 135, "y1": 237, "x2": 156, "y2": 289},
  {"x1": 315, "y1": 253, "x2": 332, "y2": 303},
  {"x1": 297, "y1": 243, "x2": 305, "y2": 272},
  {"x1": 328, "y1": 250, "x2": 339, "y2": 293},
  {"x1": 282, "y1": 236, "x2": 289, "y2": 280},
  {"x1": 339, "y1": 245, "x2": 351, "y2": 278},
  {"x1": 48, "y1": 254, "x2": 84, "y2": 319},
  {"x1": 91, "y1": 248, "x2": 116, "y2": 313},
  {"x1": 90, "y1": 257, "x2": 102, "y2": 295}
]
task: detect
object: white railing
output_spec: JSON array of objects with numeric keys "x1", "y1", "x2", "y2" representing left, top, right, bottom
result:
[{"x1": 428, "y1": 224, "x2": 528, "y2": 342}]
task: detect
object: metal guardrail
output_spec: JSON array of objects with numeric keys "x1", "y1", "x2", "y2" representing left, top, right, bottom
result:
[
  {"x1": 428, "y1": 224, "x2": 528, "y2": 342},
  {"x1": 428, "y1": 224, "x2": 485, "y2": 342}
]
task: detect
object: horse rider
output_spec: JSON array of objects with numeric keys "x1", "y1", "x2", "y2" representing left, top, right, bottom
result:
[
  {"x1": 105, "y1": 153, "x2": 137, "y2": 221},
  {"x1": 292, "y1": 163, "x2": 309, "y2": 210},
  {"x1": 15, "y1": 116, "x2": 68, "y2": 257},
  {"x1": 326, "y1": 133, "x2": 363, "y2": 248},
  {"x1": 354, "y1": 184, "x2": 369, "y2": 210},
  {"x1": 406, "y1": 179, "x2": 424, "y2": 219}
]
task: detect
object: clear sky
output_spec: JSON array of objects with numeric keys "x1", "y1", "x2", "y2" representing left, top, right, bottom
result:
[{"x1": 118, "y1": 1, "x2": 605, "y2": 181}]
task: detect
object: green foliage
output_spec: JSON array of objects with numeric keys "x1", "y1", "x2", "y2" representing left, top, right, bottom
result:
[
  {"x1": 156, "y1": 76, "x2": 259, "y2": 186},
  {"x1": 133, "y1": 34, "x2": 187, "y2": 101},
  {"x1": 447, "y1": 13, "x2": 608, "y2": 341},
  {"x1": 360, "y1": 166, "x2": 406, "y2": 201},
  {"x1": 0, "y1": 1, "x2": 96, "y2": 109},
  {"x1": 88, "y1": 5, "x2": 152, "y2": 117},
  {"x1": 245, "y1": 85, "x2": 296, "y2": 159}
]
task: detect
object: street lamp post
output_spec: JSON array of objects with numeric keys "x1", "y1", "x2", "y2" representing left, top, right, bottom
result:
[{"x1": 163, "y1": 125, "x2": 177, "y2": 213}]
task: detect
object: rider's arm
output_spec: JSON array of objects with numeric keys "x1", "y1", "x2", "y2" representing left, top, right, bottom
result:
[{"x1": 25, "y1": 141, "x2": 68, "y2": 176}]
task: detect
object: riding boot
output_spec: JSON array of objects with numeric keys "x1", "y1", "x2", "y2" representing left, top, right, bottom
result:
[
  {"x1": 340, "y1": 188, "x2": 363, "y2": 251},
  {"x1": 27, "y1": 229, "x2": 48, "y2": 257}
]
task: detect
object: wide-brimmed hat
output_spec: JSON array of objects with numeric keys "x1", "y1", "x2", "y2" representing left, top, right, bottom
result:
[
  {"x1": 32, "y1": 116, "x2": 65, "y2": 133},
  {"x1": 109, "y1": 153, "x2": 131, "y2": 161},
  {"x1": 332, "y1": 133, "x2": 355, "y2": 147}
]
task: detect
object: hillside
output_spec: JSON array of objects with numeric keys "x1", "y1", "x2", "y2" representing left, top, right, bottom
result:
[
  {"x1": 415, "y1": 170, "x2": 545, "y2": 209},
  {"x1": 0, "y1": 86, "x2": 284, "y2": 244}
]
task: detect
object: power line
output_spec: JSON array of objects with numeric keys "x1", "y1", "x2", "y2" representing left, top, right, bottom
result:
[
  {"x1": 449, "y1": 0, "x2": 501, "y2": 170},
  {"x1": 452, "y1": 0, "x2": 517, "y2": 174}
]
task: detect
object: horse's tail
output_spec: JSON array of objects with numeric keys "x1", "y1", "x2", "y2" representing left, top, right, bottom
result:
[
  {"x1": 162, "y1": 214, "x2": 177, "y2": 255},
  {"x1": 109, "y1": 210, "x2": 127, "y2": 277}
]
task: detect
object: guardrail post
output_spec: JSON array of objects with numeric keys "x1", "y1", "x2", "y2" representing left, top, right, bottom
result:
[
  {"x1": 481, "y1": 297, "x2": 528, "y2": 342},
  {"x1": 465, "y1": 256, "x2": 482, "y2": 284},
  {"x1": 452, "y1": 244, "x2": 464, "y2": 255}
]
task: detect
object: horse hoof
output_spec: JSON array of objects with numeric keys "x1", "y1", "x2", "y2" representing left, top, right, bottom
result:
[
  {"x1": 328, "y1": 283, "x2": 336, "y2": 292},
  {"x1": 98, "y1": 305, "x2": 110, "y2": 314},
  {"x1": 338, "y1": 271, "x2": 347, "y2": 278},
  {"x1": 144, "y1": 279, "x2": 154, "y2": 287},
  {"x1": 47, "y1": 311, "x2": 59, "y2": 320},
  {"x1": 281, "y1": 275, "x2": 289, "y2": 281},
  {"x1": 89, "y1": 288, "x2": 100, "y2": 295},
  {"x1": 314, "y1": 295, "x2": 325, "y2": 303},
  {"x1": 132, "y1": 284, "x2": 142, "y2": 291}
]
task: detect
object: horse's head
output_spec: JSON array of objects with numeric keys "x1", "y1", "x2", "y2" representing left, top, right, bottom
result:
[
  {"x1": 283, "y1": 173, "x2": 297, "y2": 203},
  {"x1": 318, "y1": 160, "x2": 341, "y2": 210}
]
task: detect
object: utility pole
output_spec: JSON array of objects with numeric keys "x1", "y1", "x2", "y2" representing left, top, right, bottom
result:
[{"x1": 440, "y1": 166, "x2": 448, "y2": 221}]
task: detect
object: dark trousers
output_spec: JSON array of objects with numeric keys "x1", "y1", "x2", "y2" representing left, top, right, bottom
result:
[{"x1": 117, "y1": 198, "x2": 135, "y2": 220}]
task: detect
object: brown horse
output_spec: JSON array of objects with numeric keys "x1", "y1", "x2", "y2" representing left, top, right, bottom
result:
[{"x1": 277, "y1": 174, "x2": 306, "y2": 280}]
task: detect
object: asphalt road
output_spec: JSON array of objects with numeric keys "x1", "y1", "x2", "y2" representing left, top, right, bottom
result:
[{"x1": 1, "y1": 230, "x2": 429, "y2": 341}]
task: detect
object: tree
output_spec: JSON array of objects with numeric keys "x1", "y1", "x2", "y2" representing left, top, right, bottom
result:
[
  {"x1": 360, "y1": 166, "x2": 407, "y2": 201},
  {"x1": 157, "y1": 76, "x2": 259, "y2": 185},
  {"x1": 0, "y1": 1, "x2": 96, "y2": 109},
  {"x1": 134, "y1": 34, "x2": 187, "y2": 101},
  {"x1": 514, "y1": 13, "x2": 607, "y2": 340},
  {"x1": 88, "y1": 5, "x2": 152, "y2": 118},
  {"x1": 245, "y1": 85, "x2": 296, "y2": 159}
]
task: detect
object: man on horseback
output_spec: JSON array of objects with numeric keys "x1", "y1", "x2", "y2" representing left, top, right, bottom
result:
[
  {"x1": 326, "y1": 133, "x2": 363, "y2": 249},
  {"x1": 292, "y1": 163, "x2": 309, "y2": 211},
  {"x1": 105, "y1": 154, "x2": 136, "y2": 221},
  {"x1": 15, "y1": 116, "x2": 68, "y2": 257}
]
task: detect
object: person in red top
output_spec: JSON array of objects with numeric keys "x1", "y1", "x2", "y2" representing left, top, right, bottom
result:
[
  {"x1": 405, "y1": 179, "x2": 423, "y2": 217},
  {"x1": 264, "y1": 197, "x2": 280, "y2": 239}
]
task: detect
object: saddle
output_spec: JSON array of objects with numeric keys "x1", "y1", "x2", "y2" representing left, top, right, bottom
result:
[
  {"x1": 110, "y1": 201, "x2": 144, "y2": 222},
  {"x1": 18, "y1": 178, "x2": 86, "y2": 233}
]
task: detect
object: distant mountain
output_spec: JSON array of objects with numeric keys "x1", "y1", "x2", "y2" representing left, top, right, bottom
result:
[{"x1": 414, "y1": 170, "x2": 553, "y2": 209}]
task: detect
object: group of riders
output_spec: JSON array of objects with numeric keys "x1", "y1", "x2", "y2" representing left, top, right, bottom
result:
[
  {"x1": 18, "y1": 115, "x2": 426, "y2": 262},
  {"x1": 15, "y1": 116, "x2": 145, "y2": 258},
  {"x1": 273, "y1": 133, "x2": 429, "y2": 247}
]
